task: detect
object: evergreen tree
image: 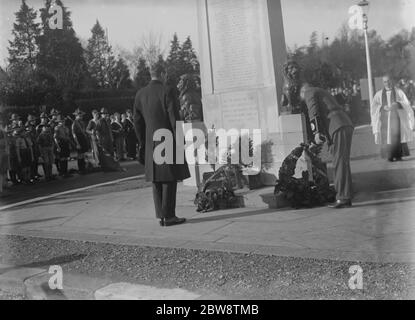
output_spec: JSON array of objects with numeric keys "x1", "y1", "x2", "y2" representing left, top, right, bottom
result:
[
  {"x1": 4, "y1": 0, "x2": 42, "y2": 107},
  {"x1": 8, "y1": 0, "x2": 40, "y2": 68},
  {"x1": 85, "y1": 20, "x2": 118, "y2": 88},
  {"x1": 181, "y1": 36, "x2": 200, "y2": 75},
  {"x1": 113, "y1": 57, "x2": 132, "y2": 89},
  {"x1": 37, "y1": 0, "x2": 87, "y2": 107},
  {"x1": 307, "y1": 31, "x2": 319, "y2": 55},
  {"x1": 165, "y1": 34, "x2": 200, "y2": 86},
  {"x1": 134, "y1": 57, "x2": 150, "y2": 89},
  {"x1": 165, "y1": 33, "x2": 182, "y2": 86},
  {"x1": 384, "y1": 29, "x2": 414, "y2": 79}
]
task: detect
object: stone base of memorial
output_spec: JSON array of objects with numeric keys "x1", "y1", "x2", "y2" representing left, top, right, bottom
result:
[
  {"x1": 262, "y1": 113, "x2": 310, "y2": 185},
  {"x1": 195, "y1": 0, "x2": 313, "y2": 208},
  {"x1": 182, "y1": 121, "x2": 214, "y2": 188}
]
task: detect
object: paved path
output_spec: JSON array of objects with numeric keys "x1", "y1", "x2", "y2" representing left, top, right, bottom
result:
[
  {"x1": 0, "y1": 157, "x2": 414, "y2": 263},
  {"x1": 0, "y1": 160, "x2": 145, "y2": 206}
]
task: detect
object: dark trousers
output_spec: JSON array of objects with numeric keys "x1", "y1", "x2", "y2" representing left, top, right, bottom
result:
[
  {"x1": 332, "y1": 126, "x2": 354, "y2": 201},
  {"x1": 31, "y1": 159, "x2": 39, "y2": 178},
  {"x1": 59, "y1": 160, "x2": 68, "y2": 175},
  {"x1": 126, "y1": 134, "x2": 138, "y2": 159},
  {"x1": 152, "y1": 182, "x2": 177, "y2": 219},
  {"x1": 77, "y1": 158, "x2": 86, "y2": 172}
]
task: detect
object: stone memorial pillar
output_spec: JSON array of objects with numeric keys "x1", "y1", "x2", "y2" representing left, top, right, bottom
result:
[{"x1": 191, "y1": 0, "x2": 308, "y2": 186}]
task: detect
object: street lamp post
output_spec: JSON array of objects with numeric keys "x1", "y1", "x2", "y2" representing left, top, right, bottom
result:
[{"x1": 358, "y1": 0, "x2": 374, "y2": 107}]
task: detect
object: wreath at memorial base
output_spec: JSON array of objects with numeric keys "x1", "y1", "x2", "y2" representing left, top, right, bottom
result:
[
  {"x1": 194, "y1": 164, "x2": 241, "y2": 213},
  {"x1": 274, "y1": 143, "x2": 336, "y2": 209}
]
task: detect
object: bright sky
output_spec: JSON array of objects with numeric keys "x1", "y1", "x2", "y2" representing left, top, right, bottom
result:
[{"x1": 1, "y1": 0, "x2": 414, "y2": 66}]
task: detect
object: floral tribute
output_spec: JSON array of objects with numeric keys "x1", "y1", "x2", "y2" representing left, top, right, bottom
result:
[
  {"x1": 274, "y1": 144, "x2": 336, "y2": 208},
  {"x1": 194, "y1": 164, "x2": 241, "y2": 213}
]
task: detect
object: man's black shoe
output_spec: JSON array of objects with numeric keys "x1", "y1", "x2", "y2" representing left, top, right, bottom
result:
[
  {"x1": 160, "y1": 217, "x2": 186, "y2": 227},
  {"x1": 328, "y1": 200, "x2": 352, "y2": 209}
]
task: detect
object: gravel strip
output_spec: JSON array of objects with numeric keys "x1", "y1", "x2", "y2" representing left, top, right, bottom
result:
[
  {"x1": 0, "y1": 289, "x2": 25, "y2": 300},
  {"x1": 0, "y1": 235, "x2": 414, "y2": 300}
]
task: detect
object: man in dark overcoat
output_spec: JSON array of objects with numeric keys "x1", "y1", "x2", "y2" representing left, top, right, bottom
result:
[
  {"x1": 133, "y1": 63, "x2": 190, "y2": 226},
  {"x1": 300, "y1": 83, "x2": 354, "y2": 209}
]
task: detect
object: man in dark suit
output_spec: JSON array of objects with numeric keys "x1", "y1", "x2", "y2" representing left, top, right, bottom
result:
[
  {"x1": 133, "y1": 63, "x2": 190, "y2": 226},
  {"x1": 300, "y1": 83, "x2": 354, "y2": 209}
]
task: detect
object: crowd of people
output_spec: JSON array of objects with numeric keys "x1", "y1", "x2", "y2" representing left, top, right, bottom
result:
[
  {"x1": 0, "y1": 107, "x2": 139, "y2": 193},
  {"x1": 0, "y1": 72, "x2": 205, "y2": 194},
  {"x1": 329, "y1": 82, "x2": 365, "y2": 125},
  {"x1": 397, "y1": 78, "x2": 415, "y2": 106},
  {"x1": 328, "y1": 78, "x2": 415, "y2": 125}
]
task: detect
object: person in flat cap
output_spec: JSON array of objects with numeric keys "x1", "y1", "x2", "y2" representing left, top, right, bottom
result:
[{"x1": 71, "y1": 108, "x2": 89, "y2": 173}]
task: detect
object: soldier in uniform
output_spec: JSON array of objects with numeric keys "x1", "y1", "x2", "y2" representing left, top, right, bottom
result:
[
  {"x1": 300, "y1": 83, "x2": 354, "y2": 209},
  {"x1": 72, "y1": 109, "x2": 89, "y2": 173}
]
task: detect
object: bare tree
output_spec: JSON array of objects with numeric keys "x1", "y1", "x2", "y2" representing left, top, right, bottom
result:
[
  {"x1": 140, "y1": 31, "x2": 167, "y2": 66},
  {"x1": 115, "y1": 45, "x2": 143, "y2": 78}
]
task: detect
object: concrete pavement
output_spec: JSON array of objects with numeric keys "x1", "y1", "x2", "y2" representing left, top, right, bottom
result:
[{"x1": 0, "y1": 156, "x2": 414, "y2": 264}]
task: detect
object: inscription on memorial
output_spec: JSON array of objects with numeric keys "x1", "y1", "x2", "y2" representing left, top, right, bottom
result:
[
  {"x1": 208, "y1": 0, "x2": 269, "y2": 92},
  {"x1": 221, "y1": 91, "x2": 259, "y2": 129}
]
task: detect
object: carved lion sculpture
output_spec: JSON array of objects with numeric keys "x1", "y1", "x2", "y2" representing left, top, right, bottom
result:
[{"x1": 281, "y1": 60, "x2": 303, "y2": 114}]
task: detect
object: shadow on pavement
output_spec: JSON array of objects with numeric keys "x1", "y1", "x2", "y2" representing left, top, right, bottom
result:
[
  {"x1": 188, "y1": 208, "x2": 280, "y2": 224},
  {"x1": 0, "y1": 217, "x2": 65, "y2": 227}
]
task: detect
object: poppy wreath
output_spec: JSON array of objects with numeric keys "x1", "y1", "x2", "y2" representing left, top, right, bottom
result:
[
  {"x1": 194, "y1": 164, "x2": 240, "y2": 213},
  {"x1": 274, "y1": 143, "x2": 336, "y2": 208}
]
